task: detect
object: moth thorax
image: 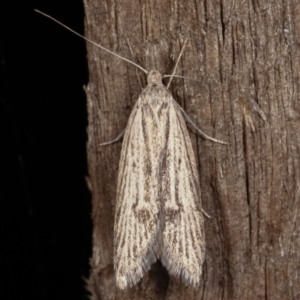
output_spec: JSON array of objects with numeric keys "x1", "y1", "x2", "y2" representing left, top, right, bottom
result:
[{"x1": 147, "y1": 70, "x2": 163, "y2": 85}]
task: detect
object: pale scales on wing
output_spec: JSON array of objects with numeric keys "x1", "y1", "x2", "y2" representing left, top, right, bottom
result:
[{"x1": 114, "y1": 70, "x2": 205, "y2": 289}]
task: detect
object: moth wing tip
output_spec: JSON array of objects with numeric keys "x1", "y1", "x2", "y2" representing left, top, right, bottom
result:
[{"x1": 116, "y1": 275, "x2": 128, "y2": 289}]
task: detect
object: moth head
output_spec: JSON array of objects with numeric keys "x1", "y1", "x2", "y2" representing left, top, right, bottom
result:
[{"x1": 147, "y1": 70, "x2": 163, "y2": 85}]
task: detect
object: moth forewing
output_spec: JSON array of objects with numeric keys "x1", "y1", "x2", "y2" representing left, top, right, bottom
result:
[
  {"x1": 114, "y1": 71, "x2": 167, "y2": 288},
  {"x1": 160, "y1": 99, "x2": 205, "y2": 286}
]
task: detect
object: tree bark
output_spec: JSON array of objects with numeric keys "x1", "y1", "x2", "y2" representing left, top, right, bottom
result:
[{"x1": 84, "y1": 0, "x2": 300, "y2": 299}]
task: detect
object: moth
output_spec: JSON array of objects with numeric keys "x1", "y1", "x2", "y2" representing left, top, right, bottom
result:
[
  {"x1": 114, "y1": 68, "x2": 206, "y2": 289},
  {"x1": 35, "y1": 10, "x2": 227, "y2": 289},
  {"x1": 109, "y1": 65, "x2": 227, "y2": 288}
]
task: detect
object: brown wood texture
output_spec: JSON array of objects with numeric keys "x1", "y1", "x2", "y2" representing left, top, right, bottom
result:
[{"x1": 84, "y1": 0, "x2": 300, "y2": 299}]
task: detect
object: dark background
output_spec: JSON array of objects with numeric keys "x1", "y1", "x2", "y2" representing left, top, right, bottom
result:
[{"x1": 1, "y1": 1, "x2": 91, "y2": 299}]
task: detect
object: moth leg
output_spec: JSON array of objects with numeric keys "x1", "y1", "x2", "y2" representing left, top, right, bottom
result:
[
  {"x1": 100, "y1": 129, "x2": 125, "y2": 146},
  {"x1": 180, "y1": 106, "x2": 228, "y2": 145},
  {"x1": 201, "y1": 208, "x2": 211, "y2": 219},
  {"x1": 126, "y1": 38, "x2": 143, "y2": 91}
]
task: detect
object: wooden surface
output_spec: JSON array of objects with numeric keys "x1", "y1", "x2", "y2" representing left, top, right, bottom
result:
[{"x1": 84, "y1": 0, "x2": 300, "y2": 299}]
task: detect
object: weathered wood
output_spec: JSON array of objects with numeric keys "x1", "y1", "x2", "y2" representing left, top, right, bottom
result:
[{"x1": 84, "y1": 0, "x2": 300, "y2": 299}]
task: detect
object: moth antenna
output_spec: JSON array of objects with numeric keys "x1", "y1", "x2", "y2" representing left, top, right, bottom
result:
[
  {"x1": 166, "y1": 39, "x2": 188, "y2": 89},
  {"x1": 126, "y1": 38, "x2": 143, "y2": 91},
  {"x1": 163, "y1": 74, "x2": 201, "y2": 82},
  {"x1": 34, "y1": 9, "x2": 148, "y2": 75}
]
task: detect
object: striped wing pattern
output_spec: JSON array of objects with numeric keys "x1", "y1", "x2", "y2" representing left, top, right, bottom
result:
[{"x1": 114, "y1": 74, "x2": 204, "y2": 289}]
